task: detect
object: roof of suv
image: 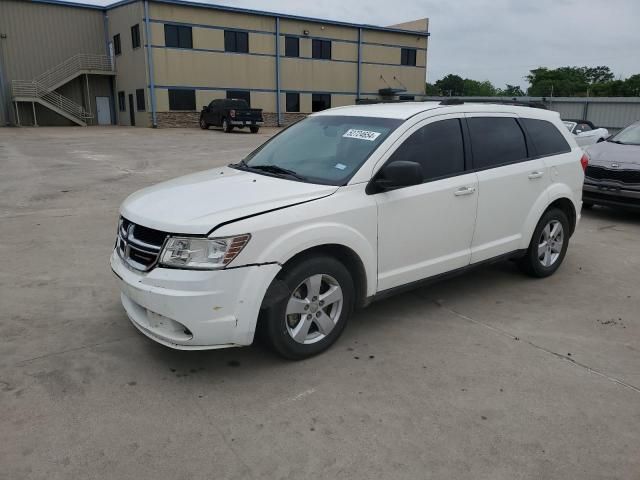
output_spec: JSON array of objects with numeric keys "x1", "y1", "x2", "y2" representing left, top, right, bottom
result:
[{"x1": 314, "y1": 102, "x2": 561, "y2": 121}]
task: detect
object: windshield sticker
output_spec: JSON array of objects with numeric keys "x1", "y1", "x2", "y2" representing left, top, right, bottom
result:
[
  {"x1": 335, "y1": 163, "x2": 347, "y2": 170},
  {"x1": 342, "y1": 129, "x2": 382, "y2": 141}
]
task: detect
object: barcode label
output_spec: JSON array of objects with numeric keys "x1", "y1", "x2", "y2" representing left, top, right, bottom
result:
[{"x1": 342, "y1": 129, "x2": 381, "y2": 141}]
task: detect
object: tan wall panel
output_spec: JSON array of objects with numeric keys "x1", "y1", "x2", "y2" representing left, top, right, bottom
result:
[
  {"x1": 150, "y1": 3, "x2": 276, "y2": 32},
  {"x1": 250, "y1": 33, "x2": 275, "y2": 55},
  {"x1": 362, "y1": 30, "x2": 427, "y2": 50},
  {"x1": 360, "y1": 64, "x2": 425, "y2": 95},
  {"x1": 108, "y1": 2, "x2": 149, "y2": 127},
  {"x1": 193, "y1": 28, "x2": 224, "y2": 50},
  {"x1": 332, "y1": 43, "x2": 358, "y2": 62},
  {"x1": 153, "y1": 50, "x2": 276, "y2": 90},
  {"x1": 331, "y1": 94, "x2": 357, "y2": 107},
  {"x1": 361, "y1": 44, "x2": 425, "y2": 67},
  {"x1": 251, "y1": 92, "x2": 277, "y2": 112},
  {"x1": 195, "y1": 90, "x2": 225, "y2": 109},
  {"x1": 280, "y1": 59, "x2": 357, "y2": 93},
  {"x1": 150, "y1": 22, "x2": 165, "y2": 46},
  {"x1": 155, "y1": 88, "x2": 169, "y2": 111},
  {"x1": 279, "y1": 19, "x2": 358, "y2": 42}
]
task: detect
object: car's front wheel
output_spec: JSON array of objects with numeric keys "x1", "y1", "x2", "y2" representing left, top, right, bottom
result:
[
  {"x1": 261, "y1": 255, "x2": 354, "y2": 360},
  {"x1": 199, "y1": 117, "x2": 209, "y2": 130},
  {"x1": 519, "y1": 208, "x2": 570, "y2": 278},
  {"x1": 250, "y1": 126, "x2": 260, "y2": 134}
]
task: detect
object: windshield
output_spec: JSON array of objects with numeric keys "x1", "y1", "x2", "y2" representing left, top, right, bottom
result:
[
  {"x1": 236, "y1": 115, "x2": 402, "y2": 185},
  {"x1": 610, "y1": 122, "x2": 640, "y2": 145}
]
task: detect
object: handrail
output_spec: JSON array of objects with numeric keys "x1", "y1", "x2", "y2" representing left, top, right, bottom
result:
[
  {"x1": 12, "y1": 80, "x2": 93, "y2": 120},
  {"x1": 35, "y1": 53, "x2": 113, "y2": 89}
]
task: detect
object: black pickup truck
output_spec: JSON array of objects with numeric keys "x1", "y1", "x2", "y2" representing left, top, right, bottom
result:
[{"x1": 199, "y1": 99, "x2": 264, "y2": 133}]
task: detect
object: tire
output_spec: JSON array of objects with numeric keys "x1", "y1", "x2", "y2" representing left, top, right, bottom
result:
[
  {"x1": 518, "y1": 208, "x2": 570, "y2": 278},
  {"x1": 250, "y1": 126, "x2": 260, "y2": 134},
  {"x1": 199, "y1": 117, "x2": 209, "y2": 130},
  {"x1": 582, "y1": 201, "x2": 594, "y2": 209},
  {"x1": 222, "y1": 118, "x2": 233, "y2": 133},
  {"x1": 261, "y1": 255, "x2": 355, "y2": 360}
]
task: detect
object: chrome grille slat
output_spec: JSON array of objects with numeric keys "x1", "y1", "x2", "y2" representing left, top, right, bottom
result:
[{"x1": 116, "y1": 217, "x2": 167, "y2": 271}]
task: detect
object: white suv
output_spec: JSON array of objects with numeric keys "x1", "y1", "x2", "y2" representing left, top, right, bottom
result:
[{"x1": 111, "y1": 102, "x2": 586, "y2": 359}]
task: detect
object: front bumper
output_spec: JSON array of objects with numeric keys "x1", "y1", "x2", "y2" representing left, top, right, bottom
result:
[
  {"x1": 230, "y1": 120, "x2": 264, "y2": 126},
  {"x1": 111, "y1": 250, "x2": 280, "y2": 350},
  {"x1": 583, "y1": 181, "x2": 640, "y2": 209}
]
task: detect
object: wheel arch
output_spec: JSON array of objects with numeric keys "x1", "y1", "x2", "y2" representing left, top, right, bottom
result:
[{"x1": 522, "y1": 185, "x2": 579, "y2": 249}]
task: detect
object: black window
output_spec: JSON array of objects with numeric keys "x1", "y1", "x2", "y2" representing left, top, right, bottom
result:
[
  {"x1": 401, "y1": 48, "x2": 417, "y2": 66},
  {"x1": 386, "y1": 119, "x2": 465, "y2": 182},
  {"x1": 226, "y1": 90, "x2": 250, "y2": 106},
  {"x1": 312, "y1": 39, "x2": 331, "y2": 59},
  {"x1": 312, "y1": 93, "x2": 331, "y2": 112},
  {"x1": 399, "y1": 95, "x2": 415, "y2": 101},
  {"x1": 224, "y1": 30, "x2": 249, "y2": 53},
  {"x1": 113, "y1": 34, "x2": 121, "y2": 55},
  {"x1": 164, "y1": 24, "x2": 192, "y2": 49},
  {"x1": 118, "y1": 91, "x2": 126, "y2": 111},
  {"x1": 136, "y1": 89, "x2": 145, "y2": 111},
  {"x1": 168, "y1": 89, "x2": 196, "y2": 111},
  {"x1": 467, "y1": 117, "x2": 528, "y2": 169},
  {"x1": 284, "y1": 36, "x2": 299, "y2": 57},
  {"x1": 286, "y1": 92, "x2": 300, "y2": 112},
  {"x1": 131, "y1": 24, "x2": 140, "y2": 49},
  {"x1": 522, "y1": 118, "x2": 571, "y2": 157}
]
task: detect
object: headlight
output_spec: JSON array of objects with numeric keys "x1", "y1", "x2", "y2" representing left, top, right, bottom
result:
[{"x1": 159, "y1": 234, "x2": 250, "y2": 270}]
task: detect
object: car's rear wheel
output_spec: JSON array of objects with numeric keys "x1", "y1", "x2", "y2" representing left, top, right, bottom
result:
[
  {"x1": 261, "y1": 256, "x2": 354, "y2": 360},
  {"x1": 223, "y1": 118, "x2": 233, "y2": 133},
  {"x1": 519, "y1": 208, "x2": 570, "y2": 278},
  {"x1": 199, "y1": 117, "x2": 209, "y2": 130},
  {"x1": 250, "y1": 126, "x2": 260, "y2": 134}
]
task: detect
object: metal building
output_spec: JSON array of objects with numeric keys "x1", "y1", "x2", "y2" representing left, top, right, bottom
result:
[{"x1": 0, "y1": 0, "x2": 429, "y2": 127}]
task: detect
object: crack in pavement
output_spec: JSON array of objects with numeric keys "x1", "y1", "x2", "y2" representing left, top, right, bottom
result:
[
  {"x1": 418, "y1": 295, "x2": 640, "y2": 395},
  {"x1": 12, "y1": 336, "x2": 133, "y2": 367}
]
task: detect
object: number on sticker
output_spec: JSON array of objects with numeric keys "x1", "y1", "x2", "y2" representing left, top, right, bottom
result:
[{"x1": 343, "y1": 129, "x2": 382, "y2": 141}]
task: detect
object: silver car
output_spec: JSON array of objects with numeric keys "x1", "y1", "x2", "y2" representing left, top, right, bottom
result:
[{"x1": 583, "y1": 121, "x2": 640, "y2": 210}]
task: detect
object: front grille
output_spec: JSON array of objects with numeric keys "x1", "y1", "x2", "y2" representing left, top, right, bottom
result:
[
  {"x1": 117, "y1": 217, "x2": 168, "y2": 271},
  {"x1": 585, "y1": 165, "x2": 640, "y2": 185}
]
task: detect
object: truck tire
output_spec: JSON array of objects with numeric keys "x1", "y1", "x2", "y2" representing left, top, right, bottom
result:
[
  {"x1": 199, "y1": 116, "x2": 209, "y2": 130},
  {"x1": 223, "y1": 118, "x2": 233, "y2": 133},
  {"x1": 250, "y1": 126, "x2": 260, "y2": 134}
]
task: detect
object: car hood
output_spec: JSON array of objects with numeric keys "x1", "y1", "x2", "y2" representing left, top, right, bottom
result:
[
  {"x1": 120, "y1": 166, "x2": 339, "y2": 235},
  {"x1": 586, "y1": 141, "x2": 640, "y2": 168}
]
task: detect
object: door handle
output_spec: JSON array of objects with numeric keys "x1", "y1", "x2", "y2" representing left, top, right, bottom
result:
[
  {"x1": 454, "y1": 186, "x2": 476, "y2": 196},
  {"x1": 528, "y1": 171, "x2": 544, "y2": 179}
]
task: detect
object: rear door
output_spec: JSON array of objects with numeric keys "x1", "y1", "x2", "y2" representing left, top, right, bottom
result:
[
  {"x1": 374, "y1": 115, "x2": 479, "y2": 291},
  {"x1": 466, "y1": 114, "x2": 549, "y2": 263}
]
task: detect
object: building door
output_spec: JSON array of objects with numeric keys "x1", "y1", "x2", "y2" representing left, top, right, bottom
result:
[
  {"x1": 128, "y1": 94, "x2": 136, "y2": 126},
  {"x1": 96, "y1": 96, "x2": 111, "y2": 125}
]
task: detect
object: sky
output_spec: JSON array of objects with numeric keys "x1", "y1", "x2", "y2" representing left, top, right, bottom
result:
[{"x1": 79, "y1": 0, "x2": 640, "y2": 89}]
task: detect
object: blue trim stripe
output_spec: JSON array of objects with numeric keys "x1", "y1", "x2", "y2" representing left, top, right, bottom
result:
[
  {"x1": 154, "y1": 85, "x2": 423, "y2": 97},
  {"x1": 150, "y1": 19, "x2": 275, "y2": 36},
  {"x1": 150, "y1": 45, "x2": 275, "y2": 58}
]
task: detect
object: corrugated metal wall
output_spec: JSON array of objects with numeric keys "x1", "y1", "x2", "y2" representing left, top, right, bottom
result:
[
  {"x1": 0, "y1": 0, "x2": 107, "y2": 125},
  {"x1": 423, "y1": 96, "x2": 640, "y2": 132}
]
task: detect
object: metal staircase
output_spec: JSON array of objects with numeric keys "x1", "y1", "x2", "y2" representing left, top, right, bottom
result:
[{"x1": 11, "y1": 54, "x2": 114, "y2": 126}]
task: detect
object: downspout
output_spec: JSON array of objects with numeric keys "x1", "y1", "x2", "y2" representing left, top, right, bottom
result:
[
  {"x1": 103, "y1": 10, "x2": 115, "y2": 124},
  {"x1": 144, "y1": 0, "x2": 158, "y2": 128},
  {"x1": 356, "y1": 28, "x2": 362, "y2": 101},
  {"x1": 275, "y1": 16, "x2": 282, "y2": 126}
]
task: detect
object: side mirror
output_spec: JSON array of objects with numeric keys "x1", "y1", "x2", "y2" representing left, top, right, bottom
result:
[
  {"x1": 202, "y1": 105, "x2": 208, "y2": 111},
  {"x1": 370, "y1": 161, "x2": 423, "y2": 193}
]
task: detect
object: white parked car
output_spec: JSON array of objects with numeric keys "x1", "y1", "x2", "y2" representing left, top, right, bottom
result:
[
  {"x1": 563, "y1": 119, "x2": 609, "y2": 147},
  {"x1": 112, "y1": 102, "x2": 585, "y2": 359}
]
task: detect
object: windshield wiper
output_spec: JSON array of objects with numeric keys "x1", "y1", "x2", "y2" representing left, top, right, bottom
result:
[
  {"x1": 247, "y1": 164, "x2": 307, "y2": 181},
  {"x1": 608, "y1": 139, "x2": 626, "y2": 145},
  {"x1": 230, "y1": 159, "x2": 250, "y2": 169}
]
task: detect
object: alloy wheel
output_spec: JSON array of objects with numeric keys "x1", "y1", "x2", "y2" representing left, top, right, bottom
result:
[{"x1": 538, "y1": 219, "x2": 564, "y2": 267}]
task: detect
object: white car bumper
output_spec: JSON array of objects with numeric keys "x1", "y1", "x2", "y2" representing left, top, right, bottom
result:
[{"x1": 110, "y1": 250, "x2": 280, "y2": 350}]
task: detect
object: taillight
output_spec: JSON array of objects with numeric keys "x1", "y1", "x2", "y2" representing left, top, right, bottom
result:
[
  {"x1": 229, "y1": 109, "x2": 236, "y2": 118},
  {"x1": 580, "y1": 153, "x2": 589, "y2": 172}
]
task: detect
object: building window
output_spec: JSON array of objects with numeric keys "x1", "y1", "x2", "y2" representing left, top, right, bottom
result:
[
  {"x1": 136, "y1": 89, "x2": 145, "y2": 111},
  {"x1": 399, "y1": 95, "x2": 415, "y2": 101},
  {"x1": 401, "y1": 48, "x2": 417, "y2": 66},
  {"x1": 168, "y1": 89, "x2": 196, "y2": 111},
  {"x1": 131, "y1": 24, "x2": 141, "y2": 49},
  {"x1": 312, "y1": 93, "x2": 331, "y2": 112},
  {"x1": 312, "y1": 39, "x2": 331, "y2": 59},
  {"x1": 226, "y1": 90, "x2": 251, "y2": 106},
  {"x1": 164, "y1": 24, "x2": 192, "y2": 49},
  {"x1": 286, "y1": 92, "x2": 300, "y2": 112},
  {"x1": 224, "y1": 30, "x2": 249, "y2": 53},
  {"x1": 113, "y1": 34, "x2": 121, "y2": 55},
  {"x1": 284, "y1": 36, "x2": 299, "y2": 57},
  {"x1": 118, "y1": 91, "x2": 126, "y2": 111}
]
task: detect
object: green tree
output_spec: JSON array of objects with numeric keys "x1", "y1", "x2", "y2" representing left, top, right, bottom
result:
[
  {"x1": 622, "y1": 74, "x2": 640, "y2": 96},
  {"x1": 462, "y1": 79, "x2": 497, "y2": 96},
  {"x1": 499, "y1": 84, "x2": 525, "y2": 96},
  {"x1": 434, "y1": 74, "x2": 464, "y2": 96},
  {"x1": 425, "y1": 82, "x2": 440, "y2": 95},
  {"x1": 526, "y1": 67, "x2": 590, "y2": 96}
]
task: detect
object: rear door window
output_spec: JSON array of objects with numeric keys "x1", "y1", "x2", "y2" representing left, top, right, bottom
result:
[
  {"x1": 386, "y1": 118, "x2": 465, "y2": 182},
  {"x1": 521, "y1": 118, "x2": 571, "y2": 156},
  {"x1": 467, "y1": 117, "x2": 528, "y2": 170}
]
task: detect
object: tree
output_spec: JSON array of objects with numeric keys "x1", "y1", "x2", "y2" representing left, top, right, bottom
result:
[
  {"x1": 526, "y1": 67, "x2": 590, "y2": 96},
  {"x1": 462, "y1": 79, "x2": 497, "y2": 96},
  {"x1": 584, "y1": 66, "x2": 614, "y2": 85},
  {"x1": 425, "y1": 82, "x2": 440, "y2": 95},
  {"x1": 499, "y1": 84, "x2": 525, "y2": 96},
  {"x1": 434, "y1": 74, "x2": 464, "y2": 96},
  {"x1": 622, "y1": 74, "x2": 640, "y2": 96}
]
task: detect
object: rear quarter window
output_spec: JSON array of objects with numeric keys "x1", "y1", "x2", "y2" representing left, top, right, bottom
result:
[
  {"x1": 467, "y1": 117, "x2": 528, "y2": 169},
  {"x1": 522, "y1": 118, "x2": 571, "y2": 156}
]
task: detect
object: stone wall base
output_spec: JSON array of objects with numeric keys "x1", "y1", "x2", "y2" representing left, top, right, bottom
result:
[{"x1": 154, "y1": 111, "x2": 307, "y2": 128}]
